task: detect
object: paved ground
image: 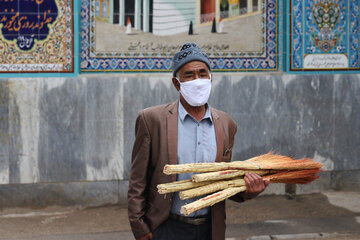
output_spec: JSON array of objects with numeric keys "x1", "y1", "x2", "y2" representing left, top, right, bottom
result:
[{"x1": 0, "y1": 191, "x2": 359, "y2": 240}]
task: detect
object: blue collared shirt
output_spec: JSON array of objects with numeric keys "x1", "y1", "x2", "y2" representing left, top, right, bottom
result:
[{"x1": 171, "y1": 101, "x2": 217, "y2": 217}]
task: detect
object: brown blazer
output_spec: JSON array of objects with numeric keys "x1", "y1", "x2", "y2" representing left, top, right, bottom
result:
[{"x1": 128, "y1": 101, "x2": 238, "y2": 240}]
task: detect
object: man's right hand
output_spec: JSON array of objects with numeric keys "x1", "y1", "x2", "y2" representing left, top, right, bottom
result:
[{"x1": 137, "y1": 232, "x2": 153, "y2": 240}]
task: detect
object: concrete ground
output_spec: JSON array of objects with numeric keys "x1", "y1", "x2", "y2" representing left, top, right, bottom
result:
[{"x1": 0, "y1": 191, "x2": 359, "y2": 240}]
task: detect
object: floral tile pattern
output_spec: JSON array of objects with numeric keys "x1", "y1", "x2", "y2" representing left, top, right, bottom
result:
[{"x1": 290, "y1": 0, "x2": 359, "y2": 71}]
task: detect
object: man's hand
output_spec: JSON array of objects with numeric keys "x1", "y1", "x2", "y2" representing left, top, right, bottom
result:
[
  {"x1": 243, "y1": 172, "x2": 269, "y2": 200},
  {"x1": 137, "y1": 232, "x2": 152, "y2": 240}
]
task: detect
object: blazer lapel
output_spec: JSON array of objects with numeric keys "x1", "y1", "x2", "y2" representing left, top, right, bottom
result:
[
  {"x1": 212, "y1": 109, "x2": 224, "y2": 163},
  {"x1": 167, "y1": 101, "x2": 178, "y2": 182}
]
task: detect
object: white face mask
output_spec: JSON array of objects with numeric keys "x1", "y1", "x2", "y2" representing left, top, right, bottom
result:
[{"x1": 177, "y1": 77, "x2": 212, "y2": 107}]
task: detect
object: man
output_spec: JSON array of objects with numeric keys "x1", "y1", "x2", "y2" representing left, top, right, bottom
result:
[{"x1": 128, "y1": 42, "x2": 269, "y2": 240}]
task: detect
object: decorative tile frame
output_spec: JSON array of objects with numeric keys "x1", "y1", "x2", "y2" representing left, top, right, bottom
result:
[
  {"x1": 288, "y1": 0, "x2": 360, "y2": 72},
  {"x1": 0, "y1": 0, "x2": 74, "y2": 74},
  {"x1": 81, "y1": 0, "x2": 279, "y2": 72}
]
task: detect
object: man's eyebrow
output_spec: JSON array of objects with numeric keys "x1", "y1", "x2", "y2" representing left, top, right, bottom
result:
[
  {"x1": 183, "y1": 70, "x2": 195, "y2": 75},
  {"x1": 183, "y1": 69, "x2": 208, "y2": 75}
]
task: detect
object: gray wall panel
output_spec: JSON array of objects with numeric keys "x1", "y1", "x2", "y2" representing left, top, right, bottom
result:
[
  {"x1": 85, "y1": 77, "x2": 123, "y2": 180},
  {"x1": 38, "y1": 79, "x2": 86, "y2": 182},
  {"x1": 334, "y1": 75, "x2": 360, "y2": 170},
  {"x1": 8, "y1": 82, "x2": 22, "y2": 183},
  {"x1": 209, "y1": 75, "x2": 233, "y2": 115},
  {"x1": 230, "y1": 76, "x2": 281, "y2": 160},
  {"x1": 0, "y1": 80, "x2": 9, "y2": 184},
  {"x1": 283, "y1": 75, "x2": 335, "y2": 163}
]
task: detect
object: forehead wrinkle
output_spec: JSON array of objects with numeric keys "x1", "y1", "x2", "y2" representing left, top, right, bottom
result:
[{"x1": 183, "y1": 68, "x2": 208, "y2": 75}]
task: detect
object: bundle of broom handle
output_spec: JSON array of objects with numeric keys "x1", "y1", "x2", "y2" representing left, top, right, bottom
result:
[
  {"x1": 157, "y1": 179, "x2": 213, "y2": 194},
  {"x1": 180, "y1": 178, "x2": 246, "y2": 200},
  {"x1": 158, "y1": 169, "x2": 273, "y2": 194},
  {"x1": 180, "y1": 186, "x2": 247, "y2": 216},
  {"x1": 192, "y1": 169, "x2": 275, "y2": 182}
]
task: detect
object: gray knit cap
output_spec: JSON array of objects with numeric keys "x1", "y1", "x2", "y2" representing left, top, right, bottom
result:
[{"x1": 172, "y1": 42, "x2": 211, "y2": 77}]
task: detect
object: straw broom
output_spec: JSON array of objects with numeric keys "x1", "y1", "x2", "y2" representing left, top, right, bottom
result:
[
  {"x1": 180, "y1": 170, "x2": 322, "y2": 215},
  {"x1": 192, "y1": 169, "x2": 275, "y2": 182},
  {"x1": 180, "y1": 186, "x2": 246, "y2": 216},
  {"x1": 179, "y1": 179, "x2": 245, "y2": 200},
  {"x1": 164, "y1": 153, "x2": 322, "y2": 175},
  {"x1": 157, "y1": 179, "x2": 213, "y2": 194}
]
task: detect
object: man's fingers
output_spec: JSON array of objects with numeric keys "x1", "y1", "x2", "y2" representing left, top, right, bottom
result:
[
  {"x1": 264, "y1": 179, "x2": 270, "y2": 187},
  {"x1": 245, "y1": 173, "x2": 257, "y2": 188},
  {"x1": 243, "y1": 172, "x2": 270, "y2": 200},
  {"x1": 245, "y1": 173, "x2": 262, "y2": 184},
  {"x1": 245, "y1": 172, "x2": 269, "y2": 191},
  {"x1": 245, "y1": 172, "x2": 257, "y2": 182},
  {"x1": 244, "y1": 175, "x2": 253, "y2": 188}
]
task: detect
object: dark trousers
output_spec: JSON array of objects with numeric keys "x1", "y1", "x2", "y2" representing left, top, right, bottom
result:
[{"x1": 152, "y1": 217, "x2": 212, "y2": 240}]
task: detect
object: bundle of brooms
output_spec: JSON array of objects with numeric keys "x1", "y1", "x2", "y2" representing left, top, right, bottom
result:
[{"x1": 157, "y1": 153, "x2": 322, "y2": 216}]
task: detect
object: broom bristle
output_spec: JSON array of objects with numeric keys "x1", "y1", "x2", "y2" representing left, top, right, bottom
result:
[
  {"x1": 245, "y1": 153, "x2": 322, "y2": 170},
  {"x1": 282, "y1": 175, "x2": 320, "y2": 184},
  {"x1": 245, "y1": 152, "x2": 276, "y2": 162},
  {"x1": 263, "y1": 169, "x2": 321, "y2": 184}
]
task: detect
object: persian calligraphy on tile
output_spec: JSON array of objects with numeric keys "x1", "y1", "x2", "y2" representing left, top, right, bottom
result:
[{"x1": 0, "y1": 0, "x2": 74, "y2": 73}]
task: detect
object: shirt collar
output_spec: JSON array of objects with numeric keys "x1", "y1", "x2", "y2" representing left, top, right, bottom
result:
[{"x1": 178, "y1": 100, "x2": 213, "y2": 124}]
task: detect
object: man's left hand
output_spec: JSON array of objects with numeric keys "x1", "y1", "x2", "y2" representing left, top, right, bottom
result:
[{"x1": 243, "y1": 172, "x2": 269, "y2": 200}]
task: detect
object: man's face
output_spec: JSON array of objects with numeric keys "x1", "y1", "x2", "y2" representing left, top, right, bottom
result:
[
  {"x1": 178, "y1": 61, "x2": 210, "y2": 82},
  {"x1": 172, "y1": 61, "x2": 211, "y2": 92}
]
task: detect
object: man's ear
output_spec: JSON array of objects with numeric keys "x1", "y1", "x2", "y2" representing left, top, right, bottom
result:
[
  {"x1": 210, "y1": 73, "x2": 213, "y2": 83},
  {"x1": 172, "y1": 77, "x2": 180, "y2": 91}
]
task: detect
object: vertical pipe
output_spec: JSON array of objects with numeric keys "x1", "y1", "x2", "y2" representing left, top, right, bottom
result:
[
  {"x1": 143, "y1": 0, "x2": 149, "y2": 32},
  {"x1": 247, "y1": 0, "x2": 253, "y2": 13},
  {"x1": 196, "y1": 0, "x2": 201, "y2": 26},
  {"x1": 135, "y1": 0, "x2": 140, "y2": 30},
  {"x1": 119, "y1": 0, "x2": 125, "y2": 26},
  {"x1": 285, "y1": 184, "x2": 297, "y2": 200},
  {"x1": 109, "y1": 0, "x2": 114, "y2": 23}
]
